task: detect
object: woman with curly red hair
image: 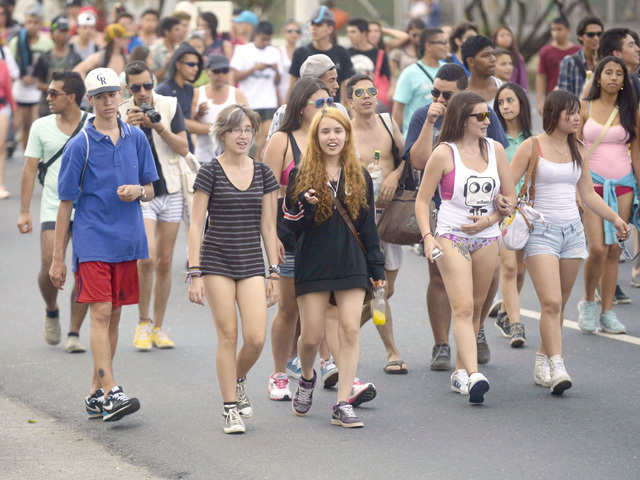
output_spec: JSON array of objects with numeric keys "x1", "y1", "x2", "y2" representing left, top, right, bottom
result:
[{"x1": 283, "y1": 107, "x2": 385, "y2": 428}]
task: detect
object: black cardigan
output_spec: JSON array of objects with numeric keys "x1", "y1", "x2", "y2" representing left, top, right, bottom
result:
[{"x1": 282, "y1": 167, "x2": 385, "y2": 296}]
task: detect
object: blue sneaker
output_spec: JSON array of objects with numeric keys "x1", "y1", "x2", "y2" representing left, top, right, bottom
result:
[
  {"x1": 286, "y1": 356, "x2": 301, "y2": 379},
  {"x1": 577, "y1": 300, "x2": 597, "y2": 334},
  {"x1": 599, "y1": 310, "x2": 626, "y2": 334},
  {"x1": 320, "y1": 357, "x2": 339, "y2": 389}
]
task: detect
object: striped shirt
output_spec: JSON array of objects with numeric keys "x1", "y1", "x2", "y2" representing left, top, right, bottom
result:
[{"x1": 194, "y1": 158, "x2": 279, "y2": 279}]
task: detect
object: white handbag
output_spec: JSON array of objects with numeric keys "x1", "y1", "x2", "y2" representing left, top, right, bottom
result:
[{"x1": 501, "y1": 137, "x2": 543, "y2": 251}]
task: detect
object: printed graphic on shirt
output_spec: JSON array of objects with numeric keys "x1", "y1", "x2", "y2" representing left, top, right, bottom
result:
[{"x1": 463, "y1": 175, "x2": 496, "y2": 216}]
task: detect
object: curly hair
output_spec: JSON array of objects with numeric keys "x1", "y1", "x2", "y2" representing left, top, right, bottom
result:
[{"x1": 292, "y1": 107, "x2": 367, "y2": 224}]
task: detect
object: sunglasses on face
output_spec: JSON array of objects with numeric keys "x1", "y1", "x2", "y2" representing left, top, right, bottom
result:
[
  {"x1": 353, "y1": 87, "x2": 378, "y2": 98},
  {"x1": 130, "y1": 82, "x2": 154, "y2": 93},
  {"x1": 431, "y1": 88, "x2": 453, "y2": 100},
  {"x1": 181, "y1": 61, "x2": 198, "y2": 67},
  {"x1": 308, "y1": 97, "x2": 334, "y2": 108},
  {"x1": 286, "y1": 29, "x2": 301, "y2": 34},
  {"x1": 584, "y1": 31, "x2": 603, "y2": 38},
  {"x1": 469, "y1": 112, "x2": 491, "y2": 121},
  {"x1": 428, "y1": 40, "x2": 448, "y2": 45},
  {"x1": 211, "y1": 68, "x2": 229, "y2": 74},
  {"x1": 46, "y1": 89, "x2": 68, "y2": 99}
]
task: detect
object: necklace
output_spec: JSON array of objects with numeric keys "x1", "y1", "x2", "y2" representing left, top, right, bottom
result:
[
  {"x1": 326, "y1": 166, "x2": 341, "y2": 183},
  {"x1": 546, "y1": 135, "x2": 571, "y2": 158}
]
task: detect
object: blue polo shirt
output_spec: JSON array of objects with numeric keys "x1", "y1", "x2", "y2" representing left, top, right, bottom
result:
[{"x1": 58, "y1": 118, "x2": 158, "y2": 266}]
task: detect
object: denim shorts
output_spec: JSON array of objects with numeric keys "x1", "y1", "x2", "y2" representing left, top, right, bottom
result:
[
  {"x1": 524, "y1": 219, "x2": 588, "y2": 260},
  {"x1": 279, "y1": 251, "x2": 295, "y2": 278}
]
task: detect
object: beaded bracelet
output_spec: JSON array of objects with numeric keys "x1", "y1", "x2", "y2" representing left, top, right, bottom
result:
[{"x1": 421, "y1": 232, "x2": 433, "y2": 243}]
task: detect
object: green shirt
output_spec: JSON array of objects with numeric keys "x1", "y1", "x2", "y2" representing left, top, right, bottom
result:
[
  {"x1": 393, "y1": 60, "x2": 443, "y2": 135},
  {"x1": 506, "y1": 131, "x2": 527, "y2": 192}
]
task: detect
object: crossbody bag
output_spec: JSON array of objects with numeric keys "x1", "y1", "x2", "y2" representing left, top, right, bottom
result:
[{"x1": 37, "y1": 112, "x2": 88, "y2": 186}]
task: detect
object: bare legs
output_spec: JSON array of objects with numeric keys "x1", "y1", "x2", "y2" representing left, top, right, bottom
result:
[
  {"x1": 500, "y1": 248, "x2": 526, "y2": 324},
  {"x1": 89, "y1": 303, "x2": 121, "y2": 394}
]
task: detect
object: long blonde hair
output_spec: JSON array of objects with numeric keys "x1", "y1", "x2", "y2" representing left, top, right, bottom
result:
[{"x1": 292, "y1": 107, "x2": 367, "y2": 223}]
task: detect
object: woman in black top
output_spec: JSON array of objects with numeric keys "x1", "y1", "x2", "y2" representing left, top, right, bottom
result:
[
  {"x1": 188, "y1": 104, "x2": 280, "y2": 434},
  {"x1": 283, "y1": 107, "x2": 385, "y2": 428},
  {"x1": 263, "y1": 78, "x2": 335, "y2": 401}
]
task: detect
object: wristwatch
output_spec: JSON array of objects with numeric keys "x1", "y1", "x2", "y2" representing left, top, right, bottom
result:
[
  {"x1": 268, "y1": 265, "x2": 280, "y2": 276},
  {"x1": 139, "y1": 185, "x2": 146, "y2": 201}
]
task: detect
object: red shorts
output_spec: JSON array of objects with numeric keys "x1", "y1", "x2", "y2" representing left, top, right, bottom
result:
[
  {"x1": 75, "y1": 260, "x2": 139, "y2": 307},
  {"x1": 593, "y1": 185, "x2": 634, "y2": 198}
]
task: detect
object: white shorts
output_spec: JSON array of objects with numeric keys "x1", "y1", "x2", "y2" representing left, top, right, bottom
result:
[
  {"x1": 141, "y1": 191, "x2": 184, "y2": 223},
  {"x1": 0, "y1": 104, "x2": 10, "y2": 116},
  {"x1": 382, "y1": 242, "x2": 403, "y2": 271}
]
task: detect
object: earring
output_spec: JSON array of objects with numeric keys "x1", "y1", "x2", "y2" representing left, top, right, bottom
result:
[{"x1": 621, "y1": 86, "x2": 624, "y2": 90}]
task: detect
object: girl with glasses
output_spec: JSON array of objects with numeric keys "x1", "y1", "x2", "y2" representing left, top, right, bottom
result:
[
  {"x1": 491, "y1": 82, "x2": 533, "y2": 347},
  {"x1": 188, "y1": 105, "x2": 281, "y2": 434},
  {"x1": 510, "y1": 90, "x2": 629, "y2": 395},
  {"x1": 282, "y1": 107, "x2": 385, "y2": 427},
  {"x1": 415, "y1": 91, "x2": 516, "y2": 404}
]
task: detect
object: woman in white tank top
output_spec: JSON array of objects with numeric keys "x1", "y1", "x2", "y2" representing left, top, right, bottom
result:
[
  {"x1": 193, "y1": 57, "x2": 248, "y2": 163},
  {"x1": 510, "y1": 90, "x2": 630, "y2": 396},
  {"x1": 416, "y1": 92, "x2": 516, "y2": 405}
]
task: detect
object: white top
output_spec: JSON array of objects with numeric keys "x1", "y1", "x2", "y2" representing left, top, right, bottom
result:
[
  {"x1": 277, "y1": 45, "x2": 292, "y2": 105},
  {"x1": 436, "y1": 139, "x2": 501, "y2": 239},
  {"x1": 194, "y1": 85, "x2": 237, "y2": 163},
  {"x1": 532, "y1": 155, "x2": 582, "y2": 225},
  {"x1": 230, "y1": 42, "x2": 280, "y2": 110}
]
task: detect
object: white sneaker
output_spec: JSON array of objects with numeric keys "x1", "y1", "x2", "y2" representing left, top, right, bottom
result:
[
  {"x1": 450, "y1": 369, "x2": 469, "y2": 395},
  {"x1": 223, "y1": 406, "x2": 245, "y2": 434},
  {"x1": 534, "y1": 352, "x2": 551, "y2": 387},
  {"x1": 44, "y1": 314, "x2": 61, "y2": 345},
  {"x1": 549, "y1": 355, "x2": 572, "y2": 395},
  {"x1": 268, "y1": 372, "x2": 291, "y2": 401},
  {"x1": 468, "y1": 372, "x2": 490, "y2": 404},
  {"x1": 65, "y1": 335, "x2": 86, "y2": 353},
  {"x1": 348, "y1": 378, "x2": 377, "y2": 407}
]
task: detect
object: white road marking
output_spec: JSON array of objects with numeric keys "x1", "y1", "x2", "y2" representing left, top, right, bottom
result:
[{"x1": 519, "y1": 308, "x2": 640, "y2": 346}]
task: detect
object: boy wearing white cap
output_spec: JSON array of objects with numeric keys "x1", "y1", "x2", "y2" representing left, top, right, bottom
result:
[
  {"x1": 50, "y1": 68, "x2": 158, "y2": 422},
  {"x1": 71, "y1": 11, "x2": 99, "y2": 61}
]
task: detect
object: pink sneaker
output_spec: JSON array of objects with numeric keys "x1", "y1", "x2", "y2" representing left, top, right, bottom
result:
[
  {"x1": 348, "y1": 377, "x2": 377, "y2": 407},
  {"x1": 268, "y1": 372, "x2": 291, "y2": 401}
]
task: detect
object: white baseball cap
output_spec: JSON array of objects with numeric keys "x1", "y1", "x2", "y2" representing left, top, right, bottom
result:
[
  {"x1": 78, "y1": 12, "x2": 96, "y2": 27},
  {"x1": 85, "y1": 68, "x2": 121, "y2": 96}
]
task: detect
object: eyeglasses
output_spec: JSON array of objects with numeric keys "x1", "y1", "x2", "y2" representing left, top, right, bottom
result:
[
  {"x1": 129, "y1": 82, "x2": 154, "y2": 93},
  {"x1": 431, "y1": 88, "x2": 454, "y2": 100},
  {"x1": 46, "y1": 89, "x2": 68, "y2": 99},
  {"x1": 428, "y1": 40, "x2": 448, "y2": 45},
  {"x1": 468, "y1": 112, "x2": 491, "y2": 121},
  {"x1": 211, "y1": 68, "x2": 229, "y2": 74},
  {"x1": 308, "y1": 97, "x2": 334, "y2": 108},
  {"x1": 286, "y1": 29, "x2": 301, "y2": 34},
  {"x1": 353, "y1": 87, "x2": 378, "y2": 98},
  {"x1": 584, "y1": 31, "x2": 603, "y2": 38},
  {"x1": 230, "y1": 127, "x2": 254, "y2": 136},
  {"x1": 181, "y1": 61, "x2": 198, "y2": 67}
]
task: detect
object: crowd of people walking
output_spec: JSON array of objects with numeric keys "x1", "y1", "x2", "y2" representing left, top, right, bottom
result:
[{"x1": 5, "y1": 0, "x2": 640, "y2": 434}]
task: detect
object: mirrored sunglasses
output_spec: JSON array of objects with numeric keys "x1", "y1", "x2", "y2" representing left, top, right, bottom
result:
[
  {"x1": 469, "y1": 112, "x2": 491, "y2": 121},
  {"x1": 308, "y1": 97, "x2": 334, "y2": 108},
  {"x1": 353, "y1": 87, "x2": 378, "y2": 98}
]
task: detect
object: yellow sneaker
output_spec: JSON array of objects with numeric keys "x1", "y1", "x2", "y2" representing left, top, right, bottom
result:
[
  {"x1": 152, "y1": 328, "x2": 175, "y2": 349},
  {"x1": 133, "y1": 321, "x2": 153, "y2": 351}
]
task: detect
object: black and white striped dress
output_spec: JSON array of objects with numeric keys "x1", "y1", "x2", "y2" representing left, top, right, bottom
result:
[{"x1": 194, "y1": 158, "x2": 279, "y2": 279}]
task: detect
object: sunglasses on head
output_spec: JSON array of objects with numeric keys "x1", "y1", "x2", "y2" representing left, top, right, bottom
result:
[
  {"x1": 353, "y1": 87, "x2": 378, "y2": 98},
  {"x1": 46, "y1": 89, "x2": 68, "y2": 99},
  {"x1": 211, "y1": 67, "x2": 229, "y2": 74},
  {"x1": 130, "y1": 82, "x2": 154, "y2": 93},
  {"x1": 431, "y1": 88, "x2": 453, "y2": 100},
  {"x1": 584, "y1": 31, "x2": 603, "y2": 38},
  {"x1": 286, "y1": 28, "x2": 301, "y2": 34},
  {"x1": 469, "y1": 112, "x2": 491, "y2": 121},
  {"x1": 309, "y1": 97, "x2": 334, "y2": 108},
  {"x1": 181, "y1": 61, "x2": 198, "y2": 67}
]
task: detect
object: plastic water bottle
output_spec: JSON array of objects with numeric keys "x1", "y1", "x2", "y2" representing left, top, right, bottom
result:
[
  {"x1": 368, "y1": 150, "x2": 382, "y2": 201},
  {"x1": 371, "y1": 281, "x2": 386, "y2": 326}
]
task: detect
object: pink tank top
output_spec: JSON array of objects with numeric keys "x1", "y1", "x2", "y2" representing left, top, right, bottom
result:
[{"x1": 583, "y1": 117, "x2": 631, "y2": 181}]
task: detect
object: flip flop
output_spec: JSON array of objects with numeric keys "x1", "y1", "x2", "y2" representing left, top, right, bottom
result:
[{"x1": 384, "y1": 359, "x2": 408, "y2": 374}]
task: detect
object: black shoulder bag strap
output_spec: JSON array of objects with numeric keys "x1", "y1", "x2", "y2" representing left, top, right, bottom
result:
[
  {"x1": 334, "y1": 196, "x2": 367, "y2": 255},
  {"x1": 378, "y1": 113, "x2": 414, "y2": 191},
  {"x1": 37, "y1": 112, "x2": 88, "y2": 186},
  {"x1": 415, "y1": 62, "x2": 435, "y2": 83}
]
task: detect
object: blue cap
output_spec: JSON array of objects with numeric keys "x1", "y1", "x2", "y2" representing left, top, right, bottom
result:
[
  {"x1": 310, "y1": 6, "x2": 335, "y2": 25},
  {"x1": 232, "y1": 10, "x2": 259, "y2": 27}
]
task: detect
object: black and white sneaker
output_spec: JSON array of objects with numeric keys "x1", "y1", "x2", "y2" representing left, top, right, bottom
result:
[
  {"x1": 85, "y1": 388, "x2": 105, "y2": 419},
  {"x1": 494, "y1": 312, "x2": 511, "y2": 338},
  {"x1": 509, "y1": 322, "x2": 526, "y2": 348},
  {"x1": 102, "y1": 386, "x2": 140, "y2": 422}
]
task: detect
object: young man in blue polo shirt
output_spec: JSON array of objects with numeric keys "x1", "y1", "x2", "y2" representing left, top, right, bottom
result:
[{"x1": 50, "y1": 67, "x2": 158, "y2": 422}]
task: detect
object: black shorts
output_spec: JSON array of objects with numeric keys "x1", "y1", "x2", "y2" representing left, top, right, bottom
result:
[
  {"x1": 41, "y1": 221, "x2": 73, "y2": 232},
  {"x1": 254, "y1": 108, "x2": 277, "y2": 122},
  {"x1": 17, "y1": 101, "x2": 39, "y2": 107}
]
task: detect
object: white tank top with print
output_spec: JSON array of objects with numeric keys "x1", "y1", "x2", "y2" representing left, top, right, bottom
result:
[{"x1": 436, "y1": 139, "x2": 501, "y2": 239}]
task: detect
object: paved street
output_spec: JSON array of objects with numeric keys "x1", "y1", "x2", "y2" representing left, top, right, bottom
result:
[{"x1": 1, "y1": 156, "x2": 639, "y2": 480}]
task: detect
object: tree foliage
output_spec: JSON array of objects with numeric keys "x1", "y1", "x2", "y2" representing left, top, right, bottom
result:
[{"x1": 463, "y1": 0, "x2": 595, "y2": 62}]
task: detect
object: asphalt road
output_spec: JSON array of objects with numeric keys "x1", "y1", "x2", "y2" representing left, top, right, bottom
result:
[{"x1": 1, "y1": 155, "x2": 639, "y2": 480}]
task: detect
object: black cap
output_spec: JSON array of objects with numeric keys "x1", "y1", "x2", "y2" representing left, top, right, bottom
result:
[{"x1": 51, "y1": 15, "x2": 70, "y2": 32}]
